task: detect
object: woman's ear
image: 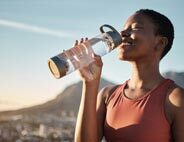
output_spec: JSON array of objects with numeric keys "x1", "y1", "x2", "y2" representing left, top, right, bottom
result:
[
  {"x1": 160, "y1": 37, "x2": 168, "y2": 49},
  {"x1": 155, "y1": 36, "x2": 168, "y2": 51}
]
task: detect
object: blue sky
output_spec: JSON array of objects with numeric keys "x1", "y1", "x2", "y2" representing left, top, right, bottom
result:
[{"x1": 0, "y1": 0, "x2": 184, "y2": 110}]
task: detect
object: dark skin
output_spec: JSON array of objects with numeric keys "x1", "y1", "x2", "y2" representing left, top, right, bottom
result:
[{"x1": 74, "y1": 13, "x2": 184, "y2": 142}]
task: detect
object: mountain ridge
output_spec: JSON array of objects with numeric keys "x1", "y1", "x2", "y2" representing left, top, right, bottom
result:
[
  {"x1": 0, "y1": 78, "x2": 114, "y2": 116},
  {"x1": 0, "y1": 71, "x2": 183, "y2": 117}
]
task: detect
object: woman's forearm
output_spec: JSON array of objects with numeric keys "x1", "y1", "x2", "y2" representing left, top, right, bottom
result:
[{"x1": 75, "y1": 79, "x2": 100, "y2": 142}]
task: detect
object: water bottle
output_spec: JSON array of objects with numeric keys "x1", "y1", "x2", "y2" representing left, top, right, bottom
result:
[{"x1": 48, "y1": 24, "x2": 122, "y2": 79}]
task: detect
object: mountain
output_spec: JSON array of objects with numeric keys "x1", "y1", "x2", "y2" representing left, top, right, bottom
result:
[
  {"x1": 0, "y1": 72, "x2": 183, "y2": 141},
  {"x1": 163, "y1": 71, "x2": 184, "y2": 88},
  {"x1": 0, "y1": 71, "x2": 184, "y2": 117},
  {"x1": 0, "y1": 78, "x2": 114, "y2": 117}
]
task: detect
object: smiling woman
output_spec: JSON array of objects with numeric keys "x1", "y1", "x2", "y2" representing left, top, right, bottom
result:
[
  {"x1": 118, "y1": 9, "x2": 173, "y2": 62},
  {"x1": 74, "y1": 9, "x2": 184, "y2": 142},
  {"x1": 0, "y1": 2, "x2": 184, "y2": 141}
]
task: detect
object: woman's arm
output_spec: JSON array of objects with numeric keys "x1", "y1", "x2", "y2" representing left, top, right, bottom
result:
[
  {"x1": 74, "y1": 46, "x2": 104, "y2": 142},
  {"x1": 75, "y1": 79, "x2": 101, "y2": 142},
  {"x1": 168, "y1": 86, "x2": 184, "y2": 142}
]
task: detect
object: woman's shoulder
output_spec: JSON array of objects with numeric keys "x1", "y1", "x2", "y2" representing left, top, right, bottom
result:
[
  {"x1": 165, "y1": 82, "x2": 184, "y2": 120},
  {"x1": 97, "y1": 85, "x2": 119, "y2": 105},
  {"x1": 98, "y1": 81, "x2": 127, "y2": 104},
  {"x1": 167, "y1": 83, "x2": 184, "y2": 107},
  {"x1": 166, "y1": 83, "x2": 184, "y2": 141}
]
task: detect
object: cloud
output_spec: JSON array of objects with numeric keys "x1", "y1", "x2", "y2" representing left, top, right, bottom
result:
[{"x1": 0, "y1": 19, "x2": 77, "y2": 38}]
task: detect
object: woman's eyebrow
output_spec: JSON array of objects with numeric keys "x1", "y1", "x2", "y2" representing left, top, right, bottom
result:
[
  {"x1": 122, "y1": 22, "x2": 143, "y2": 30},
  {"x1": 131, "y1": 22, "x2": 144, "y2": 27}
]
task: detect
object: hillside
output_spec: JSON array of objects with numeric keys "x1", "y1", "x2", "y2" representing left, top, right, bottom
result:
[
  {"x1": 0, "y1": 71, "x2": 183, "y2": 116},
  {"x1": 163, "y1": 71, "x2": 184, "y2": 87},
  {"x1": 0, "y1": 78, "x2": 114, "y2": 116}
]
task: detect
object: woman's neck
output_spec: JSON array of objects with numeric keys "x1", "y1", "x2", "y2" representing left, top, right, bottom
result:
[{"x1": 128, "y1": 60, "x2": 164, "y2": 90}]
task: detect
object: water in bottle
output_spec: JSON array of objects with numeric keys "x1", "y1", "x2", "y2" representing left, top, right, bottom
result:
[{"x1": 48, "y1": 24, "x2": 122, "y2": 79}]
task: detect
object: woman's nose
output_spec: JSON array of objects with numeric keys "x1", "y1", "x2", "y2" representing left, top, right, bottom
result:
[{"x1": 121, "y1": 29, "x2": 131, "y2": 37}]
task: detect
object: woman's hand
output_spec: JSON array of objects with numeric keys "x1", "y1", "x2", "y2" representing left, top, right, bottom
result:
[{"x1": 74, "y1": 38, "x2": 103, "y2": 82}]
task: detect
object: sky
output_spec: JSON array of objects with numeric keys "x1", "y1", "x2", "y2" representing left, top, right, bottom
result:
[{"x1": 0, "y1": 0, "x2": 184, "y2": 111}]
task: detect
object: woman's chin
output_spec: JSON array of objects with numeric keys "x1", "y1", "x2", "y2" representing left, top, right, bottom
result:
[
  {"x1": 118, "y1": 54, "x2": 128, "y2": 61},
  {"x1": 118, "y1": 53, "x2": 134, "y2": 61}
]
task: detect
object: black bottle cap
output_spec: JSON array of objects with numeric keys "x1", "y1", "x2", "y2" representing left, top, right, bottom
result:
[
  {"x1": 100, "y1": 24, "x2": 122, "y2": 49},
  {"x1": 48, "y1": 56, "x2": 67, "y2": 79}
]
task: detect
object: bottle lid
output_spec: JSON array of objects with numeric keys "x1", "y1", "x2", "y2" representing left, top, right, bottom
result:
[
  {"x1": 100, "y1": 24, "x2": 122, "y2": 49},
  {"x1": 48, "y1": 56, "x2": 67, "y2": 79}
]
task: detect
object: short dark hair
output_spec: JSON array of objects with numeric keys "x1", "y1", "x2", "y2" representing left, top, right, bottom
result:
[{"x1": 135, "y1": 9, "x2": 174, "y2": 59}]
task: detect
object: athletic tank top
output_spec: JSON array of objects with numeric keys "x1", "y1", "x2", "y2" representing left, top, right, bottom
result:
[{"x1": 104, "y1": 79, "x2": 173, "y2": 142}]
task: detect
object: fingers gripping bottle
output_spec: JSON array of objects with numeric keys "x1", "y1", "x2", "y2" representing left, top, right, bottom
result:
[{"x1": 48, "y1": 24, "x2": 122, "y2": 79}]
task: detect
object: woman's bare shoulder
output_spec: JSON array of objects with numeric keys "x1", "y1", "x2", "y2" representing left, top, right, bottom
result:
[
  {"x1": 97, "y1": 84, "x2": 122, "y2": 106},
  {"x1": 167, "y1": 84, "x2": 184, "y2": 141},
  {"x1": 168, "y1": 84, "x2": 184, "y2": 107}
]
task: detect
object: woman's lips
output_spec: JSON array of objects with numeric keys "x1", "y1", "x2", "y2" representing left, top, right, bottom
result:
[{"x1": 119, "y1": 42, "x2": 135, "y2": 49}]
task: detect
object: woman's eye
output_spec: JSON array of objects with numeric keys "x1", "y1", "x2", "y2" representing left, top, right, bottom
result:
[
  {"x1": 132, "y1": 27, "x2": 143, "y2": 31},
  {"x1": 133, "y1": 27, "x2": 141, "y2": 30}
]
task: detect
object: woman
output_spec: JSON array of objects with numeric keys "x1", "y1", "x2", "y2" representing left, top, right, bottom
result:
[{"x1": 74, "y1": 9, "x2": 184, "y2": 142}]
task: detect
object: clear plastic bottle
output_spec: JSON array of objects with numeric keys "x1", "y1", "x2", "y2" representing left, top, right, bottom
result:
[{"x1": 48, "y1": 24, "x2": 122, "y2": 79}]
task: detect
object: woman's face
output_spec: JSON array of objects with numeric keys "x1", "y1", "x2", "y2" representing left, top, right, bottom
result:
[{"x1": 118, "y1": 13, "x2": 159, "y2": 61}]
